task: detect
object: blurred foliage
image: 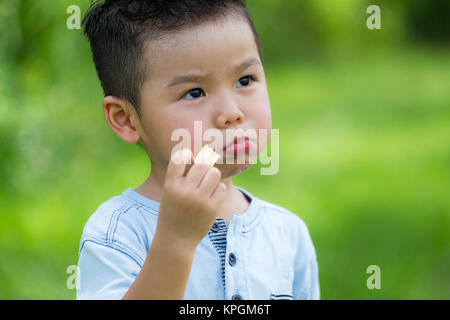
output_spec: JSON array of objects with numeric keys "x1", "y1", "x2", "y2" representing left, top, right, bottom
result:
[{"x1": 0, "y1": 0, "x2": 449, "y2": 299}]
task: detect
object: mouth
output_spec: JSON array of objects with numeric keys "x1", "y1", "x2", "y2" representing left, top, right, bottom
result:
[{"x1": 222, "y1": 137, "x2": 252, "y2": 156}]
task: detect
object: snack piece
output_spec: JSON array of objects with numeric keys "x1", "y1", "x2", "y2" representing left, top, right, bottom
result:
[{"x1": 194, "y1": 145, "x2": 221, "y2": 167}]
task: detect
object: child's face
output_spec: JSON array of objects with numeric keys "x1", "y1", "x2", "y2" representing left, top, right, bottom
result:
[{"x1": 136, "y1": 15, "x2": 272, "y2": 179}]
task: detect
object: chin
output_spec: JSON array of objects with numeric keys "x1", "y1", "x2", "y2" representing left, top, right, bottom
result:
[
  {"x1": 216, "y1": 164, "x2": 252, "y2": 179},
  {"x1": 215, "y1": 155, "x2": 254, "y2": 179}
]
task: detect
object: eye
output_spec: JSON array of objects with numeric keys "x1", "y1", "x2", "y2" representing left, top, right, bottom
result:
[
  {"x1": 236, "y1": 75, "x2": 255, "y2": 88},
  {"x1": 183, "y1": 88, "x2": 205, "y2": 100}
]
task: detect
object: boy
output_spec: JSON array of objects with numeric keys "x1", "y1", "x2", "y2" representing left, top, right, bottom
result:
[{"x1": 77, "y1": 0, "x2": 320, "y2": 300}]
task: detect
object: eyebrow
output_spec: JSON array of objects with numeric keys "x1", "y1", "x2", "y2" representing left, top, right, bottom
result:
[{"x1": 167, "y1": 57, "x2": 261, "y2": 88}]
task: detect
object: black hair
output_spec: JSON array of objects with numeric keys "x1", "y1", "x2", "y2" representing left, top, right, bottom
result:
[{"x1": 82, "y1": 0, "x2": 263, "y2": 118}]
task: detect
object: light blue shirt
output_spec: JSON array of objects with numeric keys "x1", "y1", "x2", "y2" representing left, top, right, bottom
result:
[{"x1": 76, "y1": 187, "x2": 320, "y2": 300}]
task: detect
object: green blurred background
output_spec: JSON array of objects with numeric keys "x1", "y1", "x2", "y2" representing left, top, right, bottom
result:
[{"x1": 0, "y1": 0, "x2": 449, "y2": 299}]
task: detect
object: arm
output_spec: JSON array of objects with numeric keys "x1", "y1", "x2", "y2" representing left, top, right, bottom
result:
[
  {"x1": 122, "y1": 229, "x2": 196, "y2": 299},
  {"x1": 292, "y1": 218, "x2": 320, "y2": 300},
  {"x1": 122, "y1": 149, "x2": 227, "y2": 299}
]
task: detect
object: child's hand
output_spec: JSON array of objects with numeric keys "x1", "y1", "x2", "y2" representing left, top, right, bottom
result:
[{"x1": 156, "y1": 149, "x2": 227, "y2": 248}]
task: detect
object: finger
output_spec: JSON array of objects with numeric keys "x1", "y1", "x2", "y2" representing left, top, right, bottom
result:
[
  {"x1": 182, "y1": 163, "x2": 193, "y2": 177},
  {"x1": 185, "y1": 163, "x2": 211, "y2": 188},
  {"x1": 198, "y1": 167, "x2": 222, "y2": 194},
  {"x1": 166, "y1": 149, "x2": 193, "y2": 182},
  {"x1": 210, "y1": 182, "x2": 227, "y2": 204}
]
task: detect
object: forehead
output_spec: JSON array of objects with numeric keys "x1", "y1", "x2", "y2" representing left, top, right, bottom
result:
[{"x1": 144, "y1": 16, "x2": 260, "y2": 83}]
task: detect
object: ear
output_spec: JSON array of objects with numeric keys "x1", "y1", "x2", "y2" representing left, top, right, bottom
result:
[{"x1": 102, "y1": 96, "x2": 141, "y2": 144}]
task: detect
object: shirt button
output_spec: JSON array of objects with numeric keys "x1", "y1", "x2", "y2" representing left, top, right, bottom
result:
[
  {"x1": 211, "y1": 223, "x2": 220, "y2": 232},
  {"x1": 228, "y1": 253, "x2": 236, "y2": 266},
  {"x1": 231, "y1": 294, "x2": 242, "y2": 300}
]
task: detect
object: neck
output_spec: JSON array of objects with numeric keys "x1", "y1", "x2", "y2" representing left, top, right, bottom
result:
[{"x1": 135, "y1": 163, "x2": 237, "y2": 205}]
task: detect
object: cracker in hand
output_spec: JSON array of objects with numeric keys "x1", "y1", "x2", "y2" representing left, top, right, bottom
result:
[{"x1": 194, "y1": 145, "x2": 220, "y2": 167}]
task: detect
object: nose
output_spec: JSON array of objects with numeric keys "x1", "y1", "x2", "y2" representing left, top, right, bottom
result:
[{"x1": 215, "y1": 96, "x2": 245, "y2": 128}]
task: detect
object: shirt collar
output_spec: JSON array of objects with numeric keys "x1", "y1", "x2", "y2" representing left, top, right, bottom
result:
[
  {"x1": 234, "y1": 186, "x2": 261, "y2": 232},
  {"x1": 122, "y1": 185, "x2": 261, "y2": 232}
]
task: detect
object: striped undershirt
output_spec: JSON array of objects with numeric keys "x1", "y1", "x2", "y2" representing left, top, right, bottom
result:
[{"x1": 208, "y1": 218, "x2": 228, "y2": 288}]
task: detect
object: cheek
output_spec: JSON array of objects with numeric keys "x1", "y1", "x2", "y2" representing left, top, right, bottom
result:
[
  {"x1": 164, "y1": 115, "x2": 206, "y2": 158},
  {"x1": 247, "y1": 85, "x2": 272, "y2": 129},
  {"x1": 246, "y1": 102, "x2": 272, "y2": 152},
  {"x1": 257, "y1": 117, "x2": 271, "y2": 154},
  {"x1": 141, "y1": 109, "x2": 191, "y2": 160},
  {"x1": 166, "y1": 120, "x2": 194, "y2": 156}
]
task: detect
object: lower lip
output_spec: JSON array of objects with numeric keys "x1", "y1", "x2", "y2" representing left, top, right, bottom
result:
[{"x1": 223, "y1": 139, "x2": 252, "y2": 156}]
